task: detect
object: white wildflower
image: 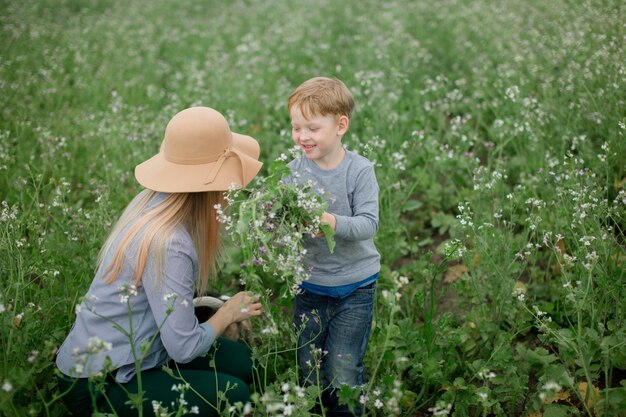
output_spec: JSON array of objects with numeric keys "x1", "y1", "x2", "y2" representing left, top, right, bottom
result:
[
  {"x1": 27, "y1": 350, "x2": 39, "y2": 363},
  {"x1": 505, "y1": 85, "x2": 520, "y2": 101},
  {"x1": 428, "y1": 402, "x2": 452, "y2": 416},
  {"x1": 163, "y1": 292, "x2": 178, "y2": 302},
  {"x1": 2, "y1": 380, "x2": 13, "y2": 392}
]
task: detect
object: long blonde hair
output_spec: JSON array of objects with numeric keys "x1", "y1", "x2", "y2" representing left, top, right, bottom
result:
[{"x1": 97, "y1": 189, "x2": 224, "y2": 295}]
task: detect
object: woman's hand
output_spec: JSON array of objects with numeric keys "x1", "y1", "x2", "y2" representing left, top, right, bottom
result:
[
  {"x1": 221, "y1": 291, "x2": 263, "y2": 322},
  {"x1": 206, "y1": 291, "x2": 262, "y2": 337}
]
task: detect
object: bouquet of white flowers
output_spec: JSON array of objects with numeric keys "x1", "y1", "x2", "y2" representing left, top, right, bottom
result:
[{"x1": 218, "y1": 150, "x2": 335, "y2": 296}]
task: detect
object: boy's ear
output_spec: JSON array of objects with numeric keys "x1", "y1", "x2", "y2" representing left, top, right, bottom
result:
[{"x1": 337, "y1": 115, "x2": 350, "y2": 135}]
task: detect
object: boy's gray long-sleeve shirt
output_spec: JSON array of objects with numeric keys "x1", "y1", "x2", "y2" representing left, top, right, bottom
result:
[{"x1": 288, "y1": 149, "x2": 381, "y2": 286}]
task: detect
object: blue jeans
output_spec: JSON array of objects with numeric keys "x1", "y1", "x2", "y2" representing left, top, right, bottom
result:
[{"x1": 294, "y1": 282, "x2": 376, "y2": 416}]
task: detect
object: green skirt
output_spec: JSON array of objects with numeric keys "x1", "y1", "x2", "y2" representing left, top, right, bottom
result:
[{"x1": 57, "y1": 338, "x2": 253, "y2": 416}]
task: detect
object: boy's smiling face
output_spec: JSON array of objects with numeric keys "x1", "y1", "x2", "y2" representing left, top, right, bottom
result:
[{"x1": 290, "y1": 105, "x2": 349, "y2": 170}]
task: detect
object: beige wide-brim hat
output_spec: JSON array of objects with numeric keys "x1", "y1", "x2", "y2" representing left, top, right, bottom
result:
[{"x1": 135, "y1": 107, "x2": 263, "y2": 192}]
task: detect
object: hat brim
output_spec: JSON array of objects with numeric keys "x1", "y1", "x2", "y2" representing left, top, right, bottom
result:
[{"x1": 135, "y1": 133, "x2": 263, "y2": 193}]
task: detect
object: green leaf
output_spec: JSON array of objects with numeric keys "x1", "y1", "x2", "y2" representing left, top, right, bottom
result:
[
  {"x1": 337, "y1": 384, "x2": 359, "y2": 409},
  {"x1": 402, "y1": 199, "x2": 423, "y2": 212},
  {"x1": 543, "y1": 403, "x2": 577, "y2": 417},
  {"x1": 430, "y1": 212, "x2": 457, "y2": 235},
  {"x1": 161, "y1": 366, "x2": 175, "y2": 378},
  {"x1": 139, "y1": 340, "x2": 152, "y2": 356},
  {"x1": 597, "y1": 386, "x2": 626, "y2": 415},
  {"x1": 125, "y1": 391, "x2": 147, "y2": 408},
  {"x1": 541, "y1": 364, "x2": 573, "y2": 386},
  {"x1": 320, "y1": 223, "x2": 336, "y2": 253},
  {"x1": 272, "y1": 200, "x2": 283, "y2": 212},
  {"x1": 521, "y1": 346, "x2": 558, "y2": 367},
  {"x1": 401, "y1": 390, "x2": 418, "y2": 408},
  {"x1": 269, "y1": 161, "x2": 290, "y2": 177},
  {"x1": 306, "y1": 384, "x2": 322, "y2": 398},
  {"x1": 236, "y1": 204, "x2": 251, "y2": 235}
]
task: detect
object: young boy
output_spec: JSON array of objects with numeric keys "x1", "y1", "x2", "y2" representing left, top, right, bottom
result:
[{"x1": 287, "y1": 77, "x2": 380, "y2": 416}]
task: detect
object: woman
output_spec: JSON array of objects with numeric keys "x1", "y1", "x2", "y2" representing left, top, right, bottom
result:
[{"x1": 55, "y1": 107, "x2": 264, "y2": 416}]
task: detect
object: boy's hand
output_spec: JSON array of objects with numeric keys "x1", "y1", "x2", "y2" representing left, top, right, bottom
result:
[
  {"x1": 315, "y1": 212, "x2": 336, "y2": 237},
  {"x1": 317, "y1": 212, "x2": 337, "y2": 253}
]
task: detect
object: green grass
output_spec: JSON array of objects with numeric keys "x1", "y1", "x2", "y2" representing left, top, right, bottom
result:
[{"x1": 1, "y1": 0, "x2": 625, "y2": 415}]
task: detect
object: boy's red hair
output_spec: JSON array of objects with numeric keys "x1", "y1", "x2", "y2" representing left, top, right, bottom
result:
[{"x1": 288, "y1": 77, "x2": 355, "y2": 119}]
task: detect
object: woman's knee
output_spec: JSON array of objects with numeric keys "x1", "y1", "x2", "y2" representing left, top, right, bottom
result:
[{"x1": 214, "y1": 339, "x2": 254, "y2": 383}]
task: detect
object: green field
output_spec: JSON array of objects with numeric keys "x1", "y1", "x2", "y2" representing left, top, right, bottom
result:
[{"x1": 1, "y1": 0, "x2": 625, "y2": 416}]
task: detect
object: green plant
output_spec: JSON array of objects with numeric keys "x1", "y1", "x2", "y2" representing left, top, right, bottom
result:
[{"x1": 223, "y1": 150, "x2": 335, "y2": 298}]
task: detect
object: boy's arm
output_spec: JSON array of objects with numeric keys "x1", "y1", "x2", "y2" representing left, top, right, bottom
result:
[{"x1": 328, "y1": 166, "x2": 379, "y2": 241}]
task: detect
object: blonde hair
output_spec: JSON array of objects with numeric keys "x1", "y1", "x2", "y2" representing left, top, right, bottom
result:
[
  {"x1": 288, "y1": 77, "x2": 355, "y2": 119},
  {"x1": 97, "y1": 189, "x2": 224, "y2": 295}
]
